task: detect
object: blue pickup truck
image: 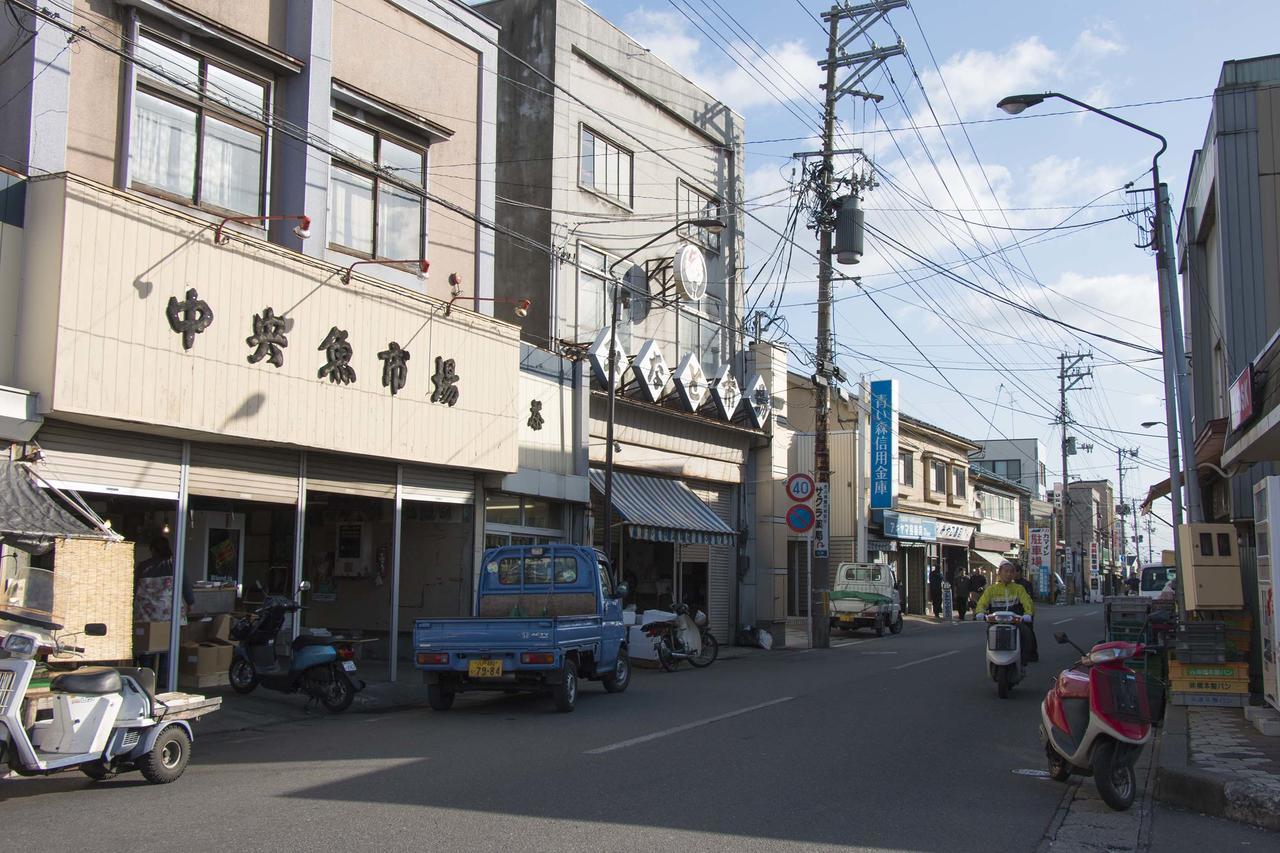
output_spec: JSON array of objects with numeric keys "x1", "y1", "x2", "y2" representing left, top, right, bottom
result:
[{"x1": 413, "y1": 545, "x2": 629, "y2": 712}]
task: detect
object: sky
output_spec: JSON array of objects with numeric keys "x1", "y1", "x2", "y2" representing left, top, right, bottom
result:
[{"x1": 570, "y1": 0, "x2": 1280, "y2": 557}]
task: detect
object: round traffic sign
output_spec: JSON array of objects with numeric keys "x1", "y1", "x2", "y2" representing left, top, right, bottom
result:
[
  {"x1": 786, "y1": 473, "x2": 816, "y2": 502},
  {"x1": 786, "y1": 504, "x2": 816, "y2": 533}
]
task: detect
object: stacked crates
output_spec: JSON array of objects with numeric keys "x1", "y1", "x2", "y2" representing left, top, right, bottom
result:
[
  {"x1": 1104, "y1": 596, "x2": 1168, "y2": 712},
  {"x1": 1171, "y1": 615, "x2": 1251, "y2": 707}
]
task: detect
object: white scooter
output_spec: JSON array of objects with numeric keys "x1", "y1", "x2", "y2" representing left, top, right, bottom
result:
[
  {"x1": 0, "y1": 616, "x2": 221, "y2": 784},
  {"x1": 977, "y1": 610, "x2": 1033, "y2": 698}
]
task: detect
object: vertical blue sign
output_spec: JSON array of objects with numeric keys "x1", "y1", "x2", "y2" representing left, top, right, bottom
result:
[{"x1": 869, "y1": 379, "x2": 898, "y2": 509}]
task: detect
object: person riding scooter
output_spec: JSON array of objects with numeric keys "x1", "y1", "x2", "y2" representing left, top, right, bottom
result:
[{"x1": 975, "y1": 561, "x2": 1038, "y2": 663}]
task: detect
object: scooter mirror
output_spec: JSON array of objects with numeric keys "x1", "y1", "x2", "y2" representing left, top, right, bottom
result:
[
  {"x1": 1054, "y1": 632, "x2": 1069, "y2": 644},
  {"x1": 614, "y1": 583, "x2": 630, "y2": 599},
  {"x1": 298, "y1": 580, "x2": 312, "y2": 592},
  {"x1": 84, "y1": 623, "x2": 108, "y2": 636}
]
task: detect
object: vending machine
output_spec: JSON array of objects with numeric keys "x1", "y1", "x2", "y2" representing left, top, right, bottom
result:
[{"x1": 1254, "y1": 476, "x2": 1280, "y2": 712}]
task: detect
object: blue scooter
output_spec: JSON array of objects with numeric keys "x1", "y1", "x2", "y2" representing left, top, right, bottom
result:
[{"x1": 227, "y1": 581, "x2": 364, "y2": 712}]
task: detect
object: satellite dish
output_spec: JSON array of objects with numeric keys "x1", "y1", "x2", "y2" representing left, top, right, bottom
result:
[{"x1": 673, "y1": 243, "x2": 708, "y2": 301}]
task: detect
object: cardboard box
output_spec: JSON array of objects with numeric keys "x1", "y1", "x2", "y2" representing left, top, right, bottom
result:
[
  {"x1": 179, "y1": 642, "x2": 222, "y2": 675},
  {"x1": 177, "y1": 671, "x2": 228, "y2": 689},
  {"x1": 208, "y1": 614, "x2": 233, "y2": 642},
  {"x1": 134, "y1": 621, "x2": 171, "y2": 653},
  {"x1": 206, "y1": 638, "x2": 235, "y2": 671}
]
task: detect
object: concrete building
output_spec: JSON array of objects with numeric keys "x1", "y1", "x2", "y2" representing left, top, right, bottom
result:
[
  {"x1": 477, "y1": 0, "x2": 764, "y2": 644},
  {"x1": 971, "y1": 438, "x2": 1049, "y2": 500},
  {"x1": 0, "y1": 0, "x2": 591, "y2": 681},
  {"x1": 970, "y1": 466, "x2": 1027, "y2": 585},
  {"x1": 1065, "y1": 480, "x2": 1117, "y2": 600}
]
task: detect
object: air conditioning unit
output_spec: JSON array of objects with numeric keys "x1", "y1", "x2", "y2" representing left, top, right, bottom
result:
[
  {"x1": 1254, "y1": 476, "x2": 1280, "y2": 712},
  {"x1": 1176, "y1": 522, "x2": 1243, "y2": 610}
]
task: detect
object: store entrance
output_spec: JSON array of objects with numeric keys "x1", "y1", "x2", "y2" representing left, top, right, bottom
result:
[{"x1": 396, "y1": 500, "x2": 474, "y2": 668}]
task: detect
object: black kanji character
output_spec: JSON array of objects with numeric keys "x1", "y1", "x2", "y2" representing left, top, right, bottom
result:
[
  {"x1": 317, "y1": 326, "x2": 356, "y2": 385},
  {"x1": 165, "y1": 288, "x2": 214, "y2": 350},
  {"x1": 246, "y1": 307, "x2": 288, "y2": 367},
  {"x1": 378, "y1": 342, "x2": 410, "y2": 395},
  {"x1": 430, "y1": 356, "x2": 460, "y2": 407},
  {"x1": 528, "y1": 399, "x2": 544, "y2": 430}
]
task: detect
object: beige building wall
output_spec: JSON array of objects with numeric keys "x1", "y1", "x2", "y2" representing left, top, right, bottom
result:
[
  {"x1": 897, "y1": 423, "x2": 979, "y2": 527},
  {"x1": 18, "y1": 175, "x2": 519, "y2": 472}
]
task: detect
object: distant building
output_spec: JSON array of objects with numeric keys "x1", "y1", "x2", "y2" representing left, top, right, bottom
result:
[{"x1": 971, "y1": 438, "x2": 1049, "y2": 500}]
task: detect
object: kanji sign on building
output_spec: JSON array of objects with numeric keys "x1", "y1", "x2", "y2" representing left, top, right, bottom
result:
[
  {"x1": 1030, "y1": 528, "x2": 1051, "y2": 598},
  {"x1": 869, "y1": 379, "x2": 898, "y2": 510},
  {"x1": 813, "y1": 482, "x2": 830, "y2": 558}
]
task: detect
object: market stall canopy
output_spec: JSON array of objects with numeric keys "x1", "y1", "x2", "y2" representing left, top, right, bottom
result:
[
  {"x1": 1139, "y1": 418, "x2": 1227, "y2": 514},
  {"x1": 589, "y1": 469, "x2": 736, "y2": 547},
  {"x1": 971, "y1": 550, "x2": 1007, "y2": 571},
  {"x1": 0, "y1": 460, "x2": 110, "y2": 554}
]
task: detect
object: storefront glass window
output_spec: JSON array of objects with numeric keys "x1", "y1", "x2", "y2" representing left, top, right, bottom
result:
[
  {"x1": 523, "y1": 498, "x2": 562, "y2": 531},
  {"x1": 485, "y1": 493, "x2": 522, "y2": 526}
]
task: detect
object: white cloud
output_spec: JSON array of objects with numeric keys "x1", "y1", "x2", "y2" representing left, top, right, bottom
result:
[{"x1": 920, "y1": 37, "x2": 1059, "y2": 119}]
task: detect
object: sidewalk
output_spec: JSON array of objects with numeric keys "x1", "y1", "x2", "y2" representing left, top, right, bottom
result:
[
  {"x1": 1154, "y1": 702, "x2": 1280, "y2": 831},
  {"x1": 194, "y1": 677, "x2": 431, "y2": 737}
]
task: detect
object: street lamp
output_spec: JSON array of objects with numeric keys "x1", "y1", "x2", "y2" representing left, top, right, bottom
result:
[
  {"x1": 996, "y1": 92, "x2": 1200, "y2": 537},
  {"x1": 599, "y1": 217, "x2": 726, "y2": 563},
  {"x1": 1140, "y1": 421, "x2": 1165, "y2": 429}
]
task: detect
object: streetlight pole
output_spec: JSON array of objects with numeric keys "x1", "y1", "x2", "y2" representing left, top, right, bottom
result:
[
  {"x1": 995, "y1": 92, "x2": 1201, "y2": 534},
  {"x1": 600, "y1": 218, "x2": 726, "y2": 565}
]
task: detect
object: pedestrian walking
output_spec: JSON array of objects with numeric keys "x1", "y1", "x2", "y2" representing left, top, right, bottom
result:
[
  {"x1": 954, "y1": 572, "x2": 970, "y2": 621},
  {"x1": 929, "y1": 565, "x2": 943, "y2": 619}
]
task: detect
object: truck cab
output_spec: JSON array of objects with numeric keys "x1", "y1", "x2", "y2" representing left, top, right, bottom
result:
[{"x1": 412, "y1": 545, "x2": 629, "y2": 712}]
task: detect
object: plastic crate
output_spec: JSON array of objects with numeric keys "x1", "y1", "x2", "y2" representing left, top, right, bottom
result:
[
  {"x1": 1175, "y1": 645, "x2": 1228, "y2": 664},
  {"x1": 1168, "y1": 660, "x2": 1248, "y2": 680},
  {"x1": 1170, "y1": 691, "x2": 1249, "y2": 707}
]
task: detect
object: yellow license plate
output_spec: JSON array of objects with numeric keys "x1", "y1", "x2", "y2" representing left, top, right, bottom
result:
[
  {"x1": 839, "y1": 614, "x2": 856, "y2": 622},
  {"x1": 468, "y1": 659, "x2": 503, "y2": 678}
]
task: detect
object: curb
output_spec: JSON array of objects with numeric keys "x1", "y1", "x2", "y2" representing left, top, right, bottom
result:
[{"x1": 1153, "y1": 705, "x2": 1280, "y2": 832}]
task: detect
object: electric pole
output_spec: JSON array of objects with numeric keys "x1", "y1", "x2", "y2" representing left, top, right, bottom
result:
[
  {"x1": 1057, "y1": 352, "x2": 1093, "y2": 604},
  {"x1": 810, "y1": 1, "x2": 905, "y2": 648},
  {"x1": 1145, "y1": 511, "x2": 1155, "y2": 563},
  {"x1": 1116, "y1": 447, "x2": 1138, "y2": 579}
]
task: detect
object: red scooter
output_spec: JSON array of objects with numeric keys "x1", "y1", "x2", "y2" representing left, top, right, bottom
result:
[{"x1": 1040, "y1": 631, "x2": 1164, "y2": 811}]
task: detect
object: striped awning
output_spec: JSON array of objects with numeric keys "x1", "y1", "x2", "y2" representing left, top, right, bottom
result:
[{"x1": 590, "y1": 469, "x2": 736, "y2": 547}]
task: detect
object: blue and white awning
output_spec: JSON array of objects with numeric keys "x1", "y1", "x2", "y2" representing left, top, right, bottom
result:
[{"x1": 589, "y1": 469, "x2": 735, "y2": 547}]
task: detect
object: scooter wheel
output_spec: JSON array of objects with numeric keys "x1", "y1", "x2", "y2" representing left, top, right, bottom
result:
[
  {"x1": 138, "y1": 725, "x2": 191, "y2": 784},
  {"x1": 1093, "y1": 740, "x2": 1137, "y2": 811},
  {"x1": 228, "y1": 658, "x2": 258, "y2": 694}
]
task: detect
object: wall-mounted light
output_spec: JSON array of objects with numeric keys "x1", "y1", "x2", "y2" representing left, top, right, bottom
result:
[
  {"x1": 444, "y1": 274, "x2": 530, "y2": 318},
  {"x1": 341, "y1": 259, "x2": 430, "y2": 285},
  {"x1": 214, "y1": 214, "x2": 311, "y2": 245}
]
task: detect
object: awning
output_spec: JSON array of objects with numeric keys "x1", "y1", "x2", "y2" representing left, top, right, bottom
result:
[
  {"x1": 0, "y1": 460, "x2": 108, "y2": 554},
  {"x1": 589, "y1": 469, "x2": 736, "y2": 546},
  {"x1": 971, "y1": 550, "x2": 1007, "y2": 570},
  {"x1": 1140, "y1": 417, "x2": 1227, "y2": 513}
]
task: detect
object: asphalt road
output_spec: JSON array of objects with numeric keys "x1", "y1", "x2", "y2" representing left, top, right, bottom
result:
[{"x1": 3, "y1": 602, "x2": 1273, "y2": 851}]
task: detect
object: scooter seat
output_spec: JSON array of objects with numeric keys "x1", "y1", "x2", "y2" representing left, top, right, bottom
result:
[
  {"x1": 115, "y1": 666, "x2": 158, "y2": 705},
  {"x1": 292, "y1": 635, "x2": 337, "y2": 650},
  {"x1": 50, "y1": 667, "x2": 121, "y2": 695}
]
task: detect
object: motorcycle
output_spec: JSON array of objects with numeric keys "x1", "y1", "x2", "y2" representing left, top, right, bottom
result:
[
  {"x1": 0, "y1": 614, "x2": 220, "y2": 784},
  {"x1": 977, "y1": 610, "x2": 1032, "y2": 698},
  {"x1": 1040, "y1": 631, "x2": 1164, "y2": 811},
  {"x1": 642, "y1": 603, "x2": 718, "y2": 671},
  {"x1": 227, "y1": 582, "x2": 364, "y2": 712}
]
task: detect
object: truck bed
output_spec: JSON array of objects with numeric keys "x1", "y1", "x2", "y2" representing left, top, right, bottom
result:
[
  {"x1": 154, "y1": 692, "x2": 222, "y2": 721},
  {"x1": 413, "y1": 615, "x2": 601, "y2": 652}
]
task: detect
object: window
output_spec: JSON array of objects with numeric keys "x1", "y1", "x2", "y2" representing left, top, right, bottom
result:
[
  {"x1": 579, "y1": 126, "x2": 632, "y2": 206},
  {"x1": 329, "y1": 111, "x2": 427, "y2": 259},
  {"x1": 496, "y1": 557, "x2": 522, "y2": 585},
  {"x1": 554, "y1": 557, "x2": 579, "y2": 584},
  {"x1": 678, "y1": 180, "x2": 722, "y2": 251},
  {"x1": 577, "y1": 245, "x2": 634, "y2": 351},
  {"x1": 678, "y1": 296, "x2": 724, "y2": 376},
  {"x1": 130, "y1": 32, "x2": 269, "y2": 216},
  {"x1": 898, "y1": 452, "x2": 913, "y2": 486},
  {"x1": 930, "y1": 460, "x2": 946, "y2": 496},
  {"x1": 524, "y1": 556, "x2": 552, "y2": 585},
  {"x1": 981, "y1": 493, "x2": 1016, "y2": 523},
  {"x1": 485, "y1": 493, "x2": 565, "y2": 536},
  {"x1": 953, "y1": 467, "x2": 966, "y2": 499},
  {"x1": 987, "y1": 459, "x2": 1023, "y2": 483}
]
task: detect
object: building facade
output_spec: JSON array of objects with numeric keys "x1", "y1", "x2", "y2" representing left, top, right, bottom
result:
[
  {"x1": 971, "y1": 438, "x2": 1048, "y2": 500},
  {"x1": 477, "y1": 0, "x2": 762, "y2": 644},
  {"x1": 0, "y1": 0, "x2": 592, "y2": 681},
  {"x1": 970, "y1": 466, "x2": 1027, "y2": 586}
]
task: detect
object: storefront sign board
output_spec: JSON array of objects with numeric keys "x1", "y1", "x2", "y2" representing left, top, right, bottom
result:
[
  {"x1": 883, "y1": 510, "x2": 936, "y2": 542},
  {"x1": 869, "y1": 379, "x2": 898, "y2": 509},
  {"x1": 813, "y1": 482, "x2": 830, "y2": 558}
]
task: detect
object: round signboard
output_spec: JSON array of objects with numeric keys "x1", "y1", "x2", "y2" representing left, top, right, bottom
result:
[
  {"x1": 673, "y1": 243, "x2": 708, "y2": 301},
  {"x1": 786, "y1": 504, "x2": 816, "y2": 534},
  {"x1": 786, "y1": 473, "x2": 816, "y2": 503}
]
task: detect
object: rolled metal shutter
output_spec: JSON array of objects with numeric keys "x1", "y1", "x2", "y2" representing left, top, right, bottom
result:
[
  {"x1": 306, "y1": 452, "x2": 396, "y2": 500},
  {"x1": 34, "y1": 420, "x2": 182, "y2": 497},
  {"x1": 401, "y1": 464, "x2": 474, "y2": 504},
  {"x1": 188, "y1": 443, "x2": 300, "y2": 504},
  {"x1": 690, "y1": 482, "x2": 735, "y2": 644}
]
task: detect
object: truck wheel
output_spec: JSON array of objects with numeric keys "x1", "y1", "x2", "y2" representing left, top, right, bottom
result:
[
  {"x1": 137, "y1": 725, "x2": 190, "y2": 785},
  {"x1": 427, "y1": 683, "x2": 455, "y2": 711},
  {"x1": 889, "y1": 613, "x2": 904, "y2": 634},
  {"x1": 602, "y1": 653, "x2": 631, "y2": 694},
  {"x1": 553, "y1": 659, "x2": 578, "y2": 712}
]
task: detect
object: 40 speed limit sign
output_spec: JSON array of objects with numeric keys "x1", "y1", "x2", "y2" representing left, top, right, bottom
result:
[{"x1": 785, "y1": 473, "x2": 815, "y2": 503}]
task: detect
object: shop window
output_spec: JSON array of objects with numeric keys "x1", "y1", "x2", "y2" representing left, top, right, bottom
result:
[
  {"x1": 930, "y1": 460, "x2": 946, "y2": 496},
  {"x1": 130, "y1": 31, "x2": 270, "y2": 216},
  {"x1": 485, "y1": 493, "x2": 522, "y2": 526},
  {"x1": 329, "y1": 110, "x2": 427, "y2": 260},
  {"x1": 953, "y1": 467, "x2": 966, "y2": 499},
  {"x1": 678, "y1": 296, "x2": 724, "y2": 375},
  {"x1": 678, "y1": 180, "x2": 722, "y2": 251},
  {"x1": 579, "y1": 125, "x2": 633, "y2": 206},
  {"x1": 577, "y1": 244, "x2": 636, "y2": 350}
]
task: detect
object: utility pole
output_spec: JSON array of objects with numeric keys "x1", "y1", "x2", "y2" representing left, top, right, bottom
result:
[
  {"x1": 1057, "y1": 352, "x2": 1093, "y2": 604},
  {"x1": 810, "y1": 1, "x2": 905, "y2": 649},
  {"x1": 1145, "y1": 511, "x2": 1155, "y2": 563},
  {"x1": 1116, "y1": 447, "x2": 1138, "y2": 578}
]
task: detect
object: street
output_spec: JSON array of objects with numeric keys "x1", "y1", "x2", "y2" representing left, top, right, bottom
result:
[{"x1": 2, "y1": 603, "x2": 1272, "y2": 852}]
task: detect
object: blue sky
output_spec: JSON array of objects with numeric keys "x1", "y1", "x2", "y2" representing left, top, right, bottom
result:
[{"x1": 575, "y1": 0, "x2": 1280, "y2": 554}]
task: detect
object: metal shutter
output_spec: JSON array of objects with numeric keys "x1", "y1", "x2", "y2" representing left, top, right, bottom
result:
[
  {"x1": 690, "y1": 482, "x2": 735, "y2": 644},
  {"x1": 402, "y1": 464, "x2": 474, "y2": 504},
  {"x1": 188, "y1": 443, "x2": 300, "y2": 504},
  {"x1": 35, "y1": 420, "x2": 182, "y2": 497},
  {"x1": 305, "y1": 452, "x2": 396, "y2": 500}
]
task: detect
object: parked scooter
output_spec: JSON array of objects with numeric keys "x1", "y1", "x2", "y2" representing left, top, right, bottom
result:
[
  {"x1": 642, "y1": 603, "x2": 718, "y2": 671},
  {"x1": 228, "y1": 582, "x2": 364, "y2": 712},
  {"x1": 1040, "y1": 631, "x2": 1163, "y2": 811},
  {"x1": 976, "y1": 610, "x2": 1032, "y2": 698},
  {"x1": 0, "y1": 614, "x2": 220, "y2": 784}
]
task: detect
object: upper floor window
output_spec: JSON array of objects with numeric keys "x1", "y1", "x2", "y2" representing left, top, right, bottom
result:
[
  {"x1": 952, "y1": 467, "x2": 967, "y2": 499},
  {"x1": 579, "y1": 126, "x2": 632, "y2": 207},
  {"x1": 329, "y1": 112, "x2": 426, "y2": 259},
  {"x1": 678, "y1": 295, "x2": 724, "y2": 376},
  {"x1": 130, "y1": 32, "x2": 269, "y2": 217},
  {"x1": 678, "y1": 180, "x2": 722, "y2": 251},
  {"x1": 575, "y1": 245, "x2": 637, "y2": 352},
  {"x1": 929, "y1": 459, "x2": 946, "y2": 496},
  {"x1": 898, "y1": 452, "x2": 913, "y2": 486},
  {"x1": 983, "y1": 458, "x2": 1022, "y2": 483}
]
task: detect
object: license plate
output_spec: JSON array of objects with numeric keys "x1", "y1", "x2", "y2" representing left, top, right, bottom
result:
[
  {"x1": 839, "y1": 614, "x2": 855, "y2": 622},
  {"x1": 341, "y1": 660, "x2": 357, "y2": 672},
  {"x1": 468, "y1": 659, "x2": 503, "y2": 678}
]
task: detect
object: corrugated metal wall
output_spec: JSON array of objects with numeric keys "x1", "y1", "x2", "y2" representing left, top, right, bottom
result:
[
  {"x1": 189, "y1": 443, "x2": 299, "y2": 504},
  {"x1": 36, "y1": 420, "x2": 182, "y2": 496},
  {"x1": 689, "y1": 482, "x2": 734, "y2": 644},
  {"x1": 789, "y1": 431, "x2": 857, "y2": 537},
  {"x1": 306, "y1": 452, "x2": 396, "y2": 499}
]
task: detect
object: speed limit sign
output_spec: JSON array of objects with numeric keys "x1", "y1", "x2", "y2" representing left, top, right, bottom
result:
[{"x1": 786, "y1": 473, "x2": 815, "y2": 503}]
